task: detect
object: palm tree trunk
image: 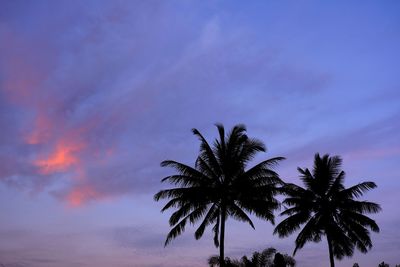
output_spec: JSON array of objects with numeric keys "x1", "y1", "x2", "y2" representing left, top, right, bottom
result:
[
  {"x1": 219, "y1": 207, "x2": 226, "y2": 267},
  {"x1": 327, "y1": 234, "x2": 335, "y2": 267}
]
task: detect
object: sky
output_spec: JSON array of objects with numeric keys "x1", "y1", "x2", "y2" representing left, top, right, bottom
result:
[{"x1": 0, "y1": 1, "x2": 399, "y2": 266}]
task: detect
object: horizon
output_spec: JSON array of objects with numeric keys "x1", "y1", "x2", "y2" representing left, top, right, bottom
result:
[{"x1": 0, "y1": 1, "x2": 399, "y2": 267}]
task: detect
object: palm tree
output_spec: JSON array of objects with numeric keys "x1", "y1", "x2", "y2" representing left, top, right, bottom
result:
[
  {"x1": 274, "y1": 154, "x2": 381, "y2": 267},
  {"x1": 154, "y1": 124, "x2": 285, "y2": 267}
]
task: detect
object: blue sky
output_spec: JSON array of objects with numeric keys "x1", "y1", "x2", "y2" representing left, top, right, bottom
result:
[{"x1": 0, "y1": 1, "x2": 399, "y2": 266}]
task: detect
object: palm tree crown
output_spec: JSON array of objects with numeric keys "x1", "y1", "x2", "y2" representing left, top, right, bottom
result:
[
  {"x1": 274, "y1": 153, "x2": 381, "y2": 267},
  {"x1": 154, "y1": 124, "x2": 285, "y2": 267}
]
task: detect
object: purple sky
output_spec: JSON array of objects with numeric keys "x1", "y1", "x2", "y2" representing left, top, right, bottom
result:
[{"x1": 0, "y1": 1, "x2": 399, "y2": 266}]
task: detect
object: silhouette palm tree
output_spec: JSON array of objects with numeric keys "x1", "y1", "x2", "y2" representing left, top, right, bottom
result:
[
  {"x1": 274, "y1": 153, "x2": 381, "y2": 267},
  {"x1": 154, "y1": 124, "x2": 285, "y2": 267}
]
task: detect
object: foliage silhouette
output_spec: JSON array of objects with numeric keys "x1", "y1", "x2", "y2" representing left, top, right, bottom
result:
[
  {"x1": 208, "y1": 247, "x2": 295, "y2": 267},
  {"x1": 273, "y1": 253, "x2": 285, "y2": 267},
  {"x1": 154, "y1": 124, "x2": 285, "y2": 267},
  {"x1": 274, "y1": 153, "x2": 381, "y2": 267}
]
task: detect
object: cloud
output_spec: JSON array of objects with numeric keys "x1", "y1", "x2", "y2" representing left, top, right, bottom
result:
[
  {"x1": 0, "y1": 1, "x2": 335, "y2": 207},
  {"x1": 2, "y1": 0, "x2": 397, "y2": 209}
]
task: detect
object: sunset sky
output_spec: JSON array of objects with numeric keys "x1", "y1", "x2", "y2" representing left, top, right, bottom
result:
[{"x1": 0, "y1": 1, "x2": 399, "y2": 266}]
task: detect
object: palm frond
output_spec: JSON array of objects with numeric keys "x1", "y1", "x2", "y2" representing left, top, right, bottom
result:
[
  {"x1": 340, "y1": 199, "x2": 381, "y2": 214},
  {"x1": 228, "y1": 203, "x2": 255, "y2": 229},
  {"x1": 195, "y1": 204, "x2": 219, "y2": 240},
  {"x1": 339, "y1": 182, "x2": 377, "y2": 199},
  {"x1": 293, "y1": 215, "x2": 322, "y2": 255},
  {"x1": 274, "y1": 211, "x2": 311, "y2": 237},
  {"x1": 192, "y1": 128, "x2": 222, "y2": 176},
  {"x1": 213, "y1": 214, "x2": 220, "y2": 247},
  {"x1": 164, "y1": 217, "x2": 187, "y2": 246}
]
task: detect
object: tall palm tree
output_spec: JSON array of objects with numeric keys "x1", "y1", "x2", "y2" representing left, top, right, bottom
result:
[
  {"x1": 154, "y1": 124, "x2": 285, "y2": 267},
  {"x1": 274, "y1": 153, "x2": 381, "y2": 267}
]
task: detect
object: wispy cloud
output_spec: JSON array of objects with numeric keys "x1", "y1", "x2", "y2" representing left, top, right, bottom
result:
[{"x1": 0, "y1": 1, "x2": 335, "y2": 206}]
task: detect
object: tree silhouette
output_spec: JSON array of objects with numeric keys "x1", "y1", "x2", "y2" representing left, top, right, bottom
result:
[
  {"x1": 378, "y1": 262, "x2": 389, "y2": 267},
  {"x1": 208, "y1": 255, "x2": 241, "y2": 267},
  {"x1": 273, "y1": 253, "x2": 286, "y2": 267},
  {"x1": 274, "y1": 153, "x2": 381, "y2": 267},
  {"x1": 353, "y1": 263, "x2": 360, "y2": 267},
  {"x1": 155, "y1": 124, "x2": 284, "y2": 267},
  {"x1": 208, "y1": 247, "x2": 296, "y2": 267}
]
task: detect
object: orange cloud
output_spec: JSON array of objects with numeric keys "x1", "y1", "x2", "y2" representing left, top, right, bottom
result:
[
  {"x1": 35, "y1": 141, "x2": 84, "y2": 175},
  {"x1": 66, "y1": 185, "x2": 105, "y2": 207}
]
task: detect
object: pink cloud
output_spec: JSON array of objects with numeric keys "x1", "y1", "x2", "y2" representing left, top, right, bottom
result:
[
  {"x1": 65, "y1": 185, "x2": 109, "y2": 207},
  {"x1": 34, "y1": 140, "x2": 84, "y2": 175}
]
